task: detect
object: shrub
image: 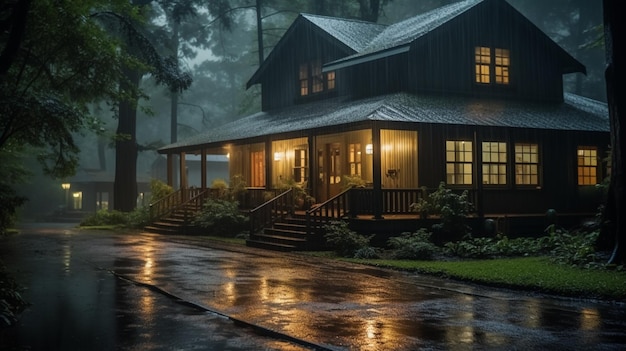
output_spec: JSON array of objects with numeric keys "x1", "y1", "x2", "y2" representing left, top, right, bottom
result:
[
  {"x1": 0, "y1": 184, "x2": 26, "y2": 236},
  {"x1": 541, "y1": 226, "x2": 601, "y2": 268},
  {"x1": 410, "y1": 182, "x2": 473, "y2": 239},
  {"x1": 354, "y1": 246, "x2": 380, "y2": 259},
  {"x1": 324, "y1": 220, "x2": 373, "y2": 257},
  {"x1": 80, "y1": 209, "x2": 128, "y2": 227},
  {"x1": 150, "y1": 179, "x2": 174, "y2": 203},
  {"x1": 127, "y1": 206, "x2": 151, "y2": 229},
  {"x1": 388, "y1": 228, "x2": 439, "y2": 260},
  {"x1": 193, "y1": 198, "x2": 248, "y2": 237}
]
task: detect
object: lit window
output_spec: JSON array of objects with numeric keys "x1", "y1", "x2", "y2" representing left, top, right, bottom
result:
[
  {"x1": 482, "y1": 142, "x2": 507, "y2": 185},
  {"x1": 475, "y1": 47, "x2": 491, "y2": 83},
  {"x1": 515, "y1": 143, "x2": 539, "y2": 185},
  {"x1": 349, "y1": 143, "x2": 362, "y2": 176},
  {"x1": 475, "y1": 46, "x2": 510, "y2": 85},
  {"x1": 446, "y1": 140, "x2": 473, "y2": 185},
  {"x1": 495, "y1": 48, "x2": 510, "y2": 84},
  {"x1": 577, "y1": 147, "x2": 598, "y2": 185},
  {"x1": 294, "y1": 148, "x2": 308, "y2": 183},
  {"x1": 299, "y1": 63, "x2": 308, "y2": 96},
  {"x1": 298, "y1": 60, "x2": 335, "y2": 96}
]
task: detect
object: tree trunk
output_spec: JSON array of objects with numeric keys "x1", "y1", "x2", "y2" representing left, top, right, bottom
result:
[
  {"x1": 113, "y1": 68, "x2": 141, "y2": 212},
  {"x1": 602, "y1": 0, "x2": 625, "y2": 264}
]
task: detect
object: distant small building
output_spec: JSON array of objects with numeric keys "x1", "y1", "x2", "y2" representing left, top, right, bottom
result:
[{"x1": 67, "y1": 169, "x2": 151, "y2": 213}]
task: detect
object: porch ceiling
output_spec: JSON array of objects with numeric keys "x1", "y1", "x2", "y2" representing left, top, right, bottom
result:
[{"x1": 158, "y1": 92, "x2": 608, "y2": 154}]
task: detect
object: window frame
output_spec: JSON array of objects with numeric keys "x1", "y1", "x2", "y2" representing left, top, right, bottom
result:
[
  {"x1": 297, "y1": 59, "x2": 336, "y2": 97},
  {"x1": 446, "y1": 140, "x2": 473, "y2": 186},
  {"x1": 482, "y1": 141, "x2": 507, "y2": 186},
  {"x1": 514, "y1": 143, "x2": 540, "y2": 187},
  {"x1": 474, "y1": 46, "x2": 511, "y2": 86},
  {"x1": 577, "y1": 146, "x2": 599, "y2": 186}
]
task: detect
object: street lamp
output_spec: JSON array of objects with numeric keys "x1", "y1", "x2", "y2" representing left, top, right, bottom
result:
[{"x1": 61, "y1": 183, "x2": 70, "y2": 211}]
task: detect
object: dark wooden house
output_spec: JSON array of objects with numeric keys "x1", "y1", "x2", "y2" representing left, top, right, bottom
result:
[{"x1": 155, "y1": 0, "x2": 609, "y2": 250}]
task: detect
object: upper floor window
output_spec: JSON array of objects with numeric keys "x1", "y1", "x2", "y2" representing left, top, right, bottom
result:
[
  {"x1": 475, "y1": 46, "x2": 510, "y2": 85},
  {"x1": 299, "y1": 60, "x2": 335, "y2": 96},
  {"x1": 482, "y1": 142, "x2": 507, "y2": 185},
  {"x1": 515, "y1": 143, "x2": 539, "y2": 185},
  {"x1": 446, "y1": 140, "x2": 473, "y2": 185},
  {"x1": 577, "y1": 147, "x2": 598, "y2": 185}
]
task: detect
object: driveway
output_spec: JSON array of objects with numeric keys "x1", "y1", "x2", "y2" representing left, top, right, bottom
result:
[{"x1": 1, "y1": 223, "x2": 625, "y2": 350}]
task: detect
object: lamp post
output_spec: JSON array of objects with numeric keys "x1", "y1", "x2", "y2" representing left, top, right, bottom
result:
[{"x1": 61, "y1": 183, "x2": 70, "y2": 211}]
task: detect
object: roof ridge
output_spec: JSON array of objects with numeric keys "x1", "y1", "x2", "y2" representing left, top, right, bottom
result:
[{"x1": 300, "y1": 13, "x2": 385, "y2": 26}]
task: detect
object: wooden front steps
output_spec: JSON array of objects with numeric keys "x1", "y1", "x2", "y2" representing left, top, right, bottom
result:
[
  {"x1": 246, "y1": 215, "x2": 308, "y2": 252},
  {"x1": 144, "y1": 207, "x2": 196, "y2": 235}
]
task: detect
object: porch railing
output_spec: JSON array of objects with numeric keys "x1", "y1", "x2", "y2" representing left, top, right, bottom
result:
[{"x1": 249, "y1": 188, "x2": 293, "y2": 235}]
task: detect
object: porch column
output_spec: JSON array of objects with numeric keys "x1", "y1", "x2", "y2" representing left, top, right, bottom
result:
[
  {"x1": 308, "y1": 135, "x2": 316, "y2": 196},
  {"x1": 265, "y1": 138, "x2": 272, "y2": 188},
  {"x1": 372, "y1": 123, "x2": 384, "y2": 219},
  {"x1": 167, "y1": 153, "x2": 174, "y2": 187},
  {"x1": 200, "y1": 148, "x2": 207, "y2": 190},
  {"x1": 180, "y1": 152, "x2": 188, "y2": 201},
  {"x1": 474, "y1": 131, "x2": 484, "y2": 223}
]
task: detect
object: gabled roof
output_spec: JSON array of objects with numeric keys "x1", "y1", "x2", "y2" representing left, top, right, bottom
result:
[
  {"x1": 324, "y1": 0, "x2": 585, "y2": 74},
  {"x1": 246, "y1": 14, "x2": 386, "y2": 88},
  {"x1": 159, "y1": 93, "x2": 608, "y2": 153}
]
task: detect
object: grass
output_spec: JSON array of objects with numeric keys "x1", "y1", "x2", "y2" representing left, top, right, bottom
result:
[{"x1": 342, "y1": 256, "x2": 626, "y2": 301}]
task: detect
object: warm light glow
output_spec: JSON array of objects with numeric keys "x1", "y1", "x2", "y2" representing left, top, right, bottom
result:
[
  {"x1": 61, "y1": 183, "x2": 70, "y2": 190},
  {"x1": 365, "y1": 144, "x2": 373, "y2": 154},
  {"x1": 274, "y1": 151, "x2": 284, "y2": 161},
  {"x1": 226, "y1": 152, "x2": 230, "y2": 158},
  {"x1": 72, "y1": 192, "x2": 80, "y2": 198}
]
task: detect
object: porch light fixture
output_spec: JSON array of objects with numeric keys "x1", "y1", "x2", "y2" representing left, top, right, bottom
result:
[
  {"x1": 365, "y1": 144, "x2": 373, "y2": 155},
  {"x1": 274, "y1": 151, "x2": 284, "y2": 161},
  {"x1": 61, "y1": 183, "x2": 70, "y2": 190}
]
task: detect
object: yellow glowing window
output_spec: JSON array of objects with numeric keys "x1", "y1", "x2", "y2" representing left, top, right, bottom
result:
[
  {"x1": 299, "y1": 60, "x2": 336, "y2": 96},
  {"x1": 482, "y1": 142, "x2": 507, "y2": 185},
  {"x1": 495, "y1": 48, "x2": 510, "y2": 84},
  {"x1": 515, "y1": 143, "x2": 539, "y2": 185},
  {"x1": 475, "y1": 47, "x2": 491, "y2": 83},
  {"x1": 475, "y1": 46, "x2": 510, "y2": 85},
  {"x1": 446, "y1": 140, "x2": 473, "y2": 185},
  {"x1": 577, "y1": 147, "x2": 598, "y2": 185},
  {"x1": 299, "y1": 63, "x2": 308, "y2": 96},
  {"x1": 327, "y1": 71, "x2": 336, "y2": 90}
]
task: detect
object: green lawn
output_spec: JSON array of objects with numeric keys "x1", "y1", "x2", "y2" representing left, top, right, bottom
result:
[{"x1": 343, "y1": 256, "x2": 626, "y2": 301}]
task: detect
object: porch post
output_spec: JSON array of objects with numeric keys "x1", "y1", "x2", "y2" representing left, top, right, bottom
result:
[
  {"x1": 180, "y1": 152, "x2": 187, "y2": 200},
  {"x1": 372, "y1": 123, "x2": 384, "y2": 219},
  {"x1": 167, "y1": 153, "x2": 174, "y2": 187},
  {"x1": 265, "y1": 138, "x2": 272, "y2": 188},
  {"x1": 308, "y1": 135, "x2": 316, "y2": 196},
  {"x1": 200, "y1": 148, "x2": 207, "y2": 190},
  {"x1": 474, "y1": 130, "x2": 484, "y2": 223}
]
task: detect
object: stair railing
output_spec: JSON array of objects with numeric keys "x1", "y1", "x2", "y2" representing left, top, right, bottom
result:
[
  {"x1": 180, "y1": 188, "x2": 210, "y2": 226},
  {"x1": 149, "y1": 188, "x2": 184, "y2": 220},
  {"x1": 249, "y1": 188, "x2": 293, "y2": 235},
  {"x1": 306, "y1": 187, "x2": 352, "y2": 236}
]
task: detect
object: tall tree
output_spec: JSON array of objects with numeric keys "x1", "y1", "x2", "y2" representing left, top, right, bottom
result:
[{"x1": 602, "y1": 0, "x2": 625, "y2": 264}]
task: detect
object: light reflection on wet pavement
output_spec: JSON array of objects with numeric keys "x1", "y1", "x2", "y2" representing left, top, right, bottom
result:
[{"x1": 2, "y1": 223, "x2": 626, "y2": 350}]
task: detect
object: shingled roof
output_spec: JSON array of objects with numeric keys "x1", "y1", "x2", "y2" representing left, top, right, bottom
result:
[{"x1": 159, "y1": 93, "x2": 608, "y2": 153}]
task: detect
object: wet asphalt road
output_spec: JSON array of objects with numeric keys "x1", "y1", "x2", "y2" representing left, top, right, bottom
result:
[{"x1": 1, "y1": 222, "x2": 626, "y2": 350}]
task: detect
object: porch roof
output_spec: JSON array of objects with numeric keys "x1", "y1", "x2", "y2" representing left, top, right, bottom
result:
[{"x1": 158, "y1": 92, "x2": 609, "y2": 153}]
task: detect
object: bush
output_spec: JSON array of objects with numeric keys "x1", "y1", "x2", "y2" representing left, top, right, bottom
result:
[
  {"x1": 0, "y1": 184, "x2": 26, "y2": 236},
  {"x1": 388, "y1": 229, "x2": 439, "y2": 260},
  {"x1": 192, "y1": 198, "x2": 248, "y2": 237},
  {"x1": 354, "y1": 246, "x2": 380, "y2": 259},
  {"x1": 150, "y1": 179, "x2": 174, "y2": 203},
  {"x1": 80, "y1": 209, "x2": 129, "y2": 227},
  {"x1": 410, "y1": 182, "x2": 473, "y2": 239},
  {"x1": 324, "y1": 220, "x2": 373, "y2": 257},
  {"x1": 126, "y1": 206, "x2": 151, "y2": 229},
  {"x1": 541, "y1": 226, "x2": 601, "y2": 268}
]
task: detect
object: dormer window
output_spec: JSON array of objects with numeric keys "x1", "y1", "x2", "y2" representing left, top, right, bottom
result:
[
  {"x1": 475, "y1": 46, "x2": 510, "y2": 85},
  {"x1": 299, "y1": 60, "x2": 335, "y2": 96}
]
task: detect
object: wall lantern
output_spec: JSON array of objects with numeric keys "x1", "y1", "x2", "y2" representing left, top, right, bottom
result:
[
  {"x1": 61, "y1": 183, "x2": 70, "y2": 190},
  {"x1": 365, "y1": 144, "x2": 373, "y2": 155},
  {"x1": 274, "y1": 151, "x2": 284, "y2": 161}
]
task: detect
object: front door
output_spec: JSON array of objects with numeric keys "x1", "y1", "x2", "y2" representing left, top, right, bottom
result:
[{"x1": 317, "y1": 143, "x2": 342, "y2": 201}]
